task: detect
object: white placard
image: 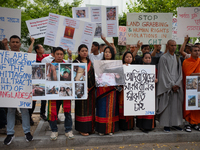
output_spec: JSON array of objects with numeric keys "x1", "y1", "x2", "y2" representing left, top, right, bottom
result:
[
  {"x1": 44, "y1": 13, "x2": 95, "y2": 52},
  {"x1": 0, "y1": 7, "x2": 21, "y2": 40},
  {"x1": 72, "y1": 6, "x2": 118, "y2": 37},
  {"x1": 32, "y1": 63, "x2": 87, "y2": 100},
  {"x1": 172, "y1": 18, "x2": 184, "y2": 44},
  {"x1": 186, "y1": 76, "x2": 200, "y2": 110},
  {"x1": 123, "y1": 65, "x2": 155, "y2": 116},
  {"x1": 26, "y1": 17, "x2": 48, "y2": 39},
  {"x1": 177, "y1": 7, "x2": 200, "y2": 38},
  {"x1": 0, "y1": 50, "x2": 36, "y2": 108},
  {"x1": 118, "y1": 26, "x2": 126, "y2": 46},
  {"x1": 126, "y1": 13, "x2": 173, "y2": 45}
]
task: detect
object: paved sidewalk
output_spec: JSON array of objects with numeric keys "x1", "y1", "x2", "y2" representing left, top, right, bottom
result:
[{"x1": 1, "y1": 112, "x2": 200, "y2": 149}]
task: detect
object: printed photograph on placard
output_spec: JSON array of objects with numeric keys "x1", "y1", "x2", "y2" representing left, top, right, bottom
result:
[
  {"x1": 106, "y1": 7, "x2": 116, "y2": 20},
  {"x1": 198, "y1": 77, "x2": 200, "y2": 92},
  {"x1": 94, "y1": 60, "x2": 125, "y2": 87},
  {"x1": 60, "y1": 64, "x2": 72, "y2": 81},
  {"x1": 64, "y1": 26, "x2": 75, "y2": 39},
  {"x1": 75, "y1": 83, "x2": 85, "y2": 98},
  {"x1": 188, "y1": 95, "x2": 196, "y2": 107},
  {"x1": 32, "y1": 83, "x2": 45, "y2": 96},
  {"x1": 198, "y1": 93, "x2": 200, "y2": 107},
  {"x1": 94, "y1": 23, "x2": 102, "y2": 37},
  {"x1": 46, "y1": 84, "x2": 59, "y2": 95},
  {"x1": 46, "y1": 63, "x2": 59, "y2": 81},
  {"x1": 32, "y1": 64, "x2": 45, "y2": 80},
  {"x1": 73, "y1": 65, "x2": 86, "y2": 81},
  {"x1": 59, "y1": 83, "x2": 73, "y2": 97},
  {"x1": 186, "y1": 78, "x2": 197, "y2": 90},
  {"x1": 75, "y1": 9, "x2": 86, "y2": 18}
]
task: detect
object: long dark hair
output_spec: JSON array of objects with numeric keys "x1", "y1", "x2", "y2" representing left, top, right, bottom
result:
[
  {"x1": 76, "y1": 44, "x2": 89, "y2": 62},
  {"x1": 122, "y1": 51, "x2": 134, "y2": 64},
  {"x1": 102, "y1": 46, "x2": 115, "y2": 60}
]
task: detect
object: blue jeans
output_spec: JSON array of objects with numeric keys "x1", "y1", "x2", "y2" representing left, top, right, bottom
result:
[
  {"x1": 7, "y1": 108, "x2": 30, "y2": 135},
  {"x1": 49, "y1": 112, "x2": 72, "y2": 133}
]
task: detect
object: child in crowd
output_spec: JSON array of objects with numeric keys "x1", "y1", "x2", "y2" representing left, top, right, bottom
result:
[
  {"x1": 48, "y1": 47, "x2": 74, "y2": 140},
  {"x1": 136, "y1": 52, "x2": 158, "y2": 133},
  {"x1": 118, "y1": 51, "x2": 135, "y2": 131}
]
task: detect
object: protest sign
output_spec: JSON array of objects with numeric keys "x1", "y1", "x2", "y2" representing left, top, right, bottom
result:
[
  {"x1": 93, "y1": 60, "x2": 125, "y2": 87},
  {"x1": 172, "y1": 18, "x2": 184, "y2": 44},
  {"x1": 0, "y1": 7, "x2": 21, "y2": 40},
  {"x1": 44, "y1": 13, "x2": 96, "y2": 52},
  {"x1": 72, "y1": 6, "x2": 118, "y2": 37},
  {"x1": 123, "y1": 65, "x2": 155, "y2": 116},
  {"x1": 0, "y1": 50, "x2": 36, "y2": 108},
  {"x1": 32, "y1": 63, "x2": 87, "y2": 100},
  {"x1": 126, "y1": 13, "x2": 173, "y2": 45},
  {"x1": 26, "y1": 17, "x2": 48, "y2": 39},
  {"x1": 177, "y1": 7, "x2": 200, "y2": 37},
  {"x1": 118, "y1": 26, "x2": 126, "y2": 46},
  {"x1": 185, "y1": 76, "x2": 200, "y2": 110}
]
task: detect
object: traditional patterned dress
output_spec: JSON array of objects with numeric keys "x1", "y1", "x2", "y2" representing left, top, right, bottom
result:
[
  {"x1": 74, "y1": 59, "x2": 96, "y2": 133},
  {"x1": 118, "y1": 88, "x2": 134, "y2": 130},
  {"x1": 95, "y1": 86, "x2": 119, "y2": 134}
]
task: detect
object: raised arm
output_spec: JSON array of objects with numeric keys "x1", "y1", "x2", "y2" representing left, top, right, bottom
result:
[
  {"x1": 101, "y1": 35, "x2": 117, "y2": 54},
  {"x1": 179, "y1": 35, "x2": 189, "y2": 58},
  {"x1": 151, "y1": 45, "x2": 158, "y2": 57},
  {"x1": 2, "y1": 38, "x2": 9, "y2": 50},
  {"x1": 132, "y1": 40, "x2": 142, "y2": 57},
  {"x1": 27, "y1": 37, "x2": 35, "y2": 53}
]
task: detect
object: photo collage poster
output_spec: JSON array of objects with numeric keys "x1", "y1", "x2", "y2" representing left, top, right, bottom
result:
[
  {"x1": 93, "y1": 60, "x2": 125, "y2": 87},
  {"x1": 32, "y1": 63, "x2": 87, "y2": 100},
  {"x1": 72, "y1": 6, "x2": 118, "y2": 38},
  {"x1": 186, "y1": 76, "x2": 200, "y2": 110}
]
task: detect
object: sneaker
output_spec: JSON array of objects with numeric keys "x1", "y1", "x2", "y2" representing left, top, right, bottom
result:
[
  {"x1": 4, "y1": 134, "x2": 15, "y2": 145},
  {"x1": 40, "y1": 114, "x2": 47, "y2": 121},
  {"x1": 164, "y1": 127, "x2": 170, "y2": 133},
  {"x1": 50, "y1": 132, "x2": 58, "y2": 140},
  {"x1": 25, "y1": 132, "x2": 33, "y2": 142},
  {"x1": 65, "y1": 131, "x2": 74, "y2": 139},
  {"x1": 109, "y1": 133, "x2": 113, "y2": 136},
  {"x1": 171, "y1": 126, "x2": 183, "y2": 131},
  {"x1": 184, "y1": 125, "x2": 192, "y2": 132},
  {"x1": 191, "y1": 124, "x2": 200, "y2": 131}
]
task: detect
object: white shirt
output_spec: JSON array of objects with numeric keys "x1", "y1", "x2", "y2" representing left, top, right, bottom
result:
[
  {"x1": 89, "y1": 52, "x2": 104, "y2": 63},
  {"x1": 41, "y1": 54, "x2": 73, "y2": 63}
]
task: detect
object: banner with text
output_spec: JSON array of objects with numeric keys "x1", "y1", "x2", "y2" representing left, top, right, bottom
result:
[
  {"x1": 26, "y1": 17, "x2": 48, "y2": 39},
  {"x1": 44, "y1": 13, "x2": 96, "y2": 52},
  {"x1": 126, "y1": 13, "x2": 172, "y2": 45},
  {"x1": 32, "y1": 63, "x2": 87, "y2": 100},
  {"x1": 118, "y1": 26, "x2": 126, "y2": 46},
  {"x1": 185, "y1": 76, "x2": 200, "y2": 110},
  {"x1": 177, "y1": 7, "x2": 200, "y2": 38},
  {"x1": 172, "y1": 18, "x2": 184, "y2": 44},
  {"x1": 0, "y1": 50, "x2": 36, "y2": 108},
  {"x1": 72, "y1": 6, "x2": 118, "y2": 37},
  {"x1": 0, "y1": 7, "x2": 21, "y2": 40},
  {"x1": 123, "y1": 65, "x2": 155, "y2": 116}
]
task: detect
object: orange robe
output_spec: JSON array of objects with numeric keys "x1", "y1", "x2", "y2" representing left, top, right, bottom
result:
[{"x1": 182, "y1": 56, "x2": 200, "y2": 124}]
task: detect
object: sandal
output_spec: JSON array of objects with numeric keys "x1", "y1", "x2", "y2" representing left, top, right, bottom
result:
[
  {"x1": 79, "y1": 132, "x2": 89, "y2": 136},
  {"x1": 184, "y1": 125, "x2": 192, "y2": 132}
]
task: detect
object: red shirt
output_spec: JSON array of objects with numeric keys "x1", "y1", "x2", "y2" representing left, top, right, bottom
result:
[{"x1": 36, "y1": 54, "x2": 49, "y2": 62}]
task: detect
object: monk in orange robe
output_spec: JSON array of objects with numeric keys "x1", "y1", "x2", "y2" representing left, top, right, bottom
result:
[{"x1": 182, "y1": 45, "x2": 200, "y2": 132}]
